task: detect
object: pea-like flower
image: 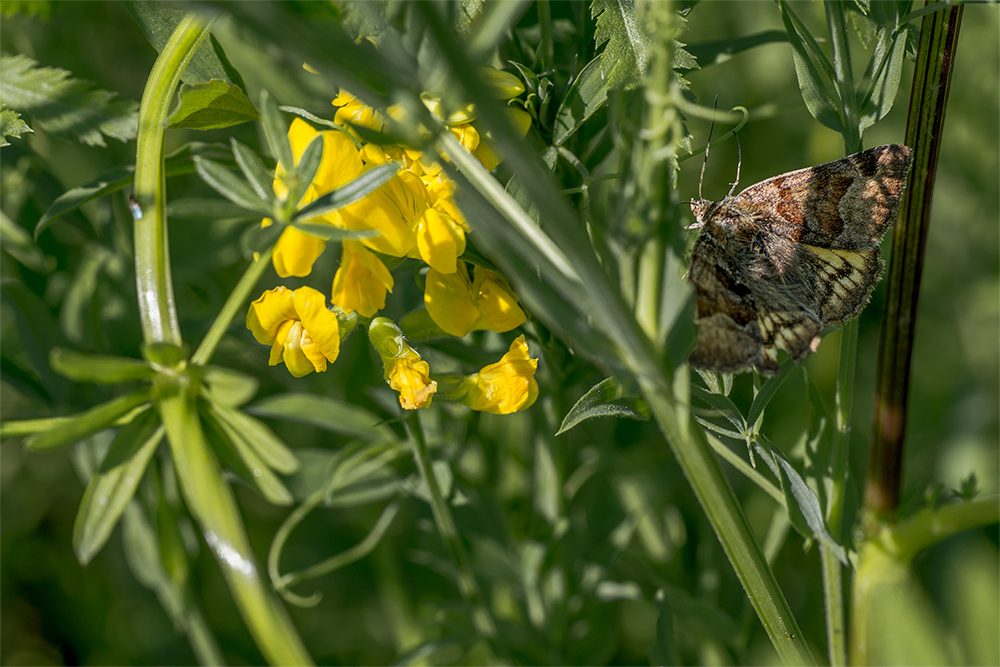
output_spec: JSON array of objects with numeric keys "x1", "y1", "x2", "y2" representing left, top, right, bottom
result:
[
  {"x1": 369, "y1": 317, "x2": 437, "y2": 410},
  {"x1": 440, "y1": 335, "x2": 538, "y2": 414},
  {"x1": 266, "y1": 119, "x2": 365, "y2": 278},
  {"x1": 424, "y1": 262, "x2": 527, "y2": 337},
  {"x1": 246, "y1": 286, "x2": 340, "y2": 377},
  {"x1": 331, "y1": 241, "x2": 394, "y2": 318}
]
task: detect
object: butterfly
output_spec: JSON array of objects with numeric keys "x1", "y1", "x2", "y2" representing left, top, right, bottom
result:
[{"x1": 687, "y1": 143, "x2": 913, "y2": 374}]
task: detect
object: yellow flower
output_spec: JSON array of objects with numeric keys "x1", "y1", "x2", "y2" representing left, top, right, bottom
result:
[
  {"x1": 267, "y1": 118, "x2": 365, "y2": 278},
  {"x1": 338, "y1": 167, "x2": 425, "y2": 258},
  {"x1": 387, "y1": 357, "x2": 437, "y2": 410},
  {"x1": 424, "y1": 262, "x2": 526, "y2": 337},
  {"x1": 448, "y1": 335, "x2": 538, "y2": 414},
  {"x1": 333, "y1": 90, "x2": 386, "y2": 130},
  {"x1": 368, "y1": 317, "x2": 437, "y2": 410},
  {"x1": 246, "y1": 286, "x2": 340, "y2": 377},
  {"x1": 331, "y1": 241, "x2": 394, "y2": 318}
]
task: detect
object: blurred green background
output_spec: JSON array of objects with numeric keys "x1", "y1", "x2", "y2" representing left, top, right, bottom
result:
[{"x1": 1, "y1": 2, "x2": 996, "y2": 665}]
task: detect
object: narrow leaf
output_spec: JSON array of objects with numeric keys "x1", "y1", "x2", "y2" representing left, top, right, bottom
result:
[
  {"x1": 556, "y1": 378, "x2": 647, "y2": 435},
  {"x1": 241, "y1": 222, "x2": 286, "y2": 257},
  {"x1": 168, "y1": 79, "x2": 259, "y2": 130},
  {"x1": 247, "y1": 393, "x2": 395, "y2": 441},
  {"x1": 193, "y1": 157, "x2": 272, "y2": 213},
  {"x1": 776, "y1": 0, "x2": 845, "y2": 133},
  {"x1": 200, "y1": 404, "x2": 294, "y2": 506},
  {"x1": 553, "y1": 55, "x2": 608, "y2": 146},
  {"x1": 292, "y1": 163, "x2": 400, "y2": 222},
  {"x1": 73, "y1": 410, "x2": 163, "y2": 565},
  {"x1": 24, "y1": 389, "x2": 152, "y2": 451},
  {"x1": 690, "y1": 385, "x2": 747, "y2": 432},
  {"x1": 746, "y1": 357, "x2": 797, "y2": 433},
  {"x1": 50, "y1": 347, "x2": 155, "y2": 384},
  {"x1": 35, "y1": 142, "x2": 232, "y2": 237},
  {"x1": 200, "y1": 365, "x2": 259, "y2": 409},
  {"x1": 260, "y1": 90, "x2": 294, "y2": 172},
  {"x1": 288, "y1": 223, "x2": 378, "y2": 242},
  {"x1": 210, "y1": 403, "x2": 299, "y2": 475},
  {"x1": 286, "y1": 135, "x2": 324, "y2": 210},
  {"x1": 231, "y1": 138, "x2": 276, "y2": 203},
  {"x1": 753, "y1": 437, "x2": 848, "y2": 564},
  {"x1": 859, "y1": 26, "x2": 908, "y2": 132}
]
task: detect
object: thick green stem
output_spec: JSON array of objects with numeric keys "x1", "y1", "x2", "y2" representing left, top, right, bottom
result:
[
  {"x1": 641, "y1": 374, "x2": 815, "y2": 665},
  {"x1": 866, "y1": 0, "x2": 964, "y2": 520},
  {"x1": 158, "y1": 384, "x2": 313, "y2": 666},
  {"x1": 133, "y1": 14, "x2": 214, "y2": 346}
]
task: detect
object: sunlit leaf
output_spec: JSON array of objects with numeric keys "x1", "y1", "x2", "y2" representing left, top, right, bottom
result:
[
  {"x1": 168, "y1": 79, "x2": 259, "y2": 130},
  {"x1": 556, "y1": 378, "x2": 647, "y2": 436}
]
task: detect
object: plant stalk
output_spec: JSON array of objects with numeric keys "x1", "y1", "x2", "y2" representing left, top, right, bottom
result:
[{"x1": 866, "y1": 1, "x2": 964, "y2": 520}]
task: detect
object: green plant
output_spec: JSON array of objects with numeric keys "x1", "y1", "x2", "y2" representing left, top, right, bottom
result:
[{"x1": 2, "y1": 1, "x2": 996, "y2": 665}]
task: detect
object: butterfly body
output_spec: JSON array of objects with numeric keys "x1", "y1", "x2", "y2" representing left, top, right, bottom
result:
[{"x1": 687, "y1": 144, "x2": 912, "y2": 375}]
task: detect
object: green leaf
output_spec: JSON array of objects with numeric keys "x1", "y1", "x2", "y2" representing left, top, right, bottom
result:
[
  {"x1": 247, "y1": 393, "x2": 395, "y2": 441},
  {"x1": 685, "y1": 30, "x2": 789, "y2": 67},
  {"x1": 0, "y1": 52, "x2": 137, "y2": 146},
  {"x1": 240, "y1": 222, "x2": 286, "y2": 257},
  {"x1": 292, "y1": 162, "x2": 401, "y2": 223},
  {"x1": 0, "y1": 108, "x2": 32, "y2": 146},
  {"x1": 858, "y1": 26, "x2": 908, "y2": 133},
  {"x1": 121, "y1": 0, "x2": 247, "y2": 92},
  {"x1": 553, "y1": 55, "x2": 608, "y2": 147},
  {"x1": 776, "y1": 0, "x2": 845, "y2": 134},
  {"x1": 259, "y1": 90, "x2": 294, "y2": 173},
  {"x1": 50, "y1": 347, "x2": 155, "y2": 384},
  {"x1": 200, "y1": 365, "x2": 259, "y2": 409},
  {"x1": 690, "y1": 385, "x2": 746, "y2": 433},
  {"x1": 73, "y1": 409, "x2": 163, "y2": 565},
  {"x1": 200, "y1": 404, "x2": 294, "y2": 506},
  {"x1": 24, "y1": 388, "x2": 152, "y2": 451},
  {"x1": 745, "y1": 357, "x2": 797, "y2": 433},
  {"x1": 556, "y1": 378, "x2": 647, "y2": 436},
  {"x1": 753, "y1": 437, "x2": 848, "y2": 564},
  {"x1": 193, "y1": 157, "x2": 272, "y2": 214},
  {"x1": 591, "y1": 0, "x2": 653, "y2": 90},
  {"x1": 167, "y1": 197, "x2": 256, "y2": 221},
  {"x1": 1, "y1": 280, "x2": 64, "y2": 401},
  {"x1": 287, "y1": 223, "x2": 378, "y2": 242},
  {"x1": 35, "y1": 142, "x2": 232, "y2": 237},
  {"x1": 210, "y1": 403, "x2": 299, "y2": 475},
  {"x1": 168, "y1": 79, "x2": 259, "y2": 130},
  {"x1": 285, "y1": 135, "x2": 324, "y2": 210},
  {"x1": 230, "y1": 139, "x2": 276, "y2": 204}
]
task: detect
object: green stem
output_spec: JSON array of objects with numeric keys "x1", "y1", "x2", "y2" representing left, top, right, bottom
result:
[
  {"x1": 191, "y1": 247, "x2": 274, "y2": 366},
  {"x1": 406, "y1": 414, "x2": 498, "y2": 642},
  {"x1": 866, "y1": 0, "x2": 964, "y2": 520},
  {"x1": 824, "y1": 1, "x2": 861, "y2": 151},
  {"x1": 158, "y1": 385, "x2": 313, "y2": 666},
  {"x1": 641, "y1": 374, "x2": 815, "y2": 665},
  {"x1": 133, "y1": 14, "x2": 215, "y2": 346}
]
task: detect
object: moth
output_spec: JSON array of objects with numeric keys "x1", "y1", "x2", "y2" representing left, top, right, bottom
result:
[{"x1": 687, "y1": 143, "x2": 913, "y2": 374}]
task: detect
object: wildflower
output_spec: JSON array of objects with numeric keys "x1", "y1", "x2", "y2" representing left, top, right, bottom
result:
[
  {"x1": 338, "y1": 162, "x2": 424, "y2": 258},
  {"x1": 246, "y1": 286, "x2": 340, "y2": 377},
  {"x1": 414, "y1": 182, "x2": 469, "y2": 274},
  {"x1": 267, "y1": 118, "x2": 365, "y2": 278},
  {"x1": 424, "y1": 262, "x2": 526, "y2": 337},
  {"x1": 331, "y1": 241, "x2": 394, "y2": 317},
  {"x1": 369, "y1": 317, "x2": 437, "y2": 410},
  {"x1": 440, "y1": 335, "x2": 538, "y2": 414}
]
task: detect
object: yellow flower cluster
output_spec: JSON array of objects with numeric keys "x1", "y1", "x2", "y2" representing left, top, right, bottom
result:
[{"x1": 246, "y1": 70, "x2": 539, "y2": 414}]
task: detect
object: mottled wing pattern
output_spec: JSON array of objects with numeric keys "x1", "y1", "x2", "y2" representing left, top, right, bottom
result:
[
  {"x1": 688, "y1": 144, "x2": 912, "y2": 375},
  {"x1": 736, "y1": 144, "x2": 912, "y2": 250},
  {"x1": 687, "y1": 233, "x2": 763, "y2": 372}
]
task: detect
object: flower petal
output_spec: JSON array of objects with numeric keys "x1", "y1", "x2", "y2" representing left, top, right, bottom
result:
[
  {"x1": 425, "y1": 266, "x2": 480, "y2": 337},
  {"x1": 247, "y1": 287, "x2": 297, "y2": 343}
]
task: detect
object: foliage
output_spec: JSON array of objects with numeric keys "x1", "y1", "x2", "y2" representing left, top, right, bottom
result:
[{"x1": 1, "y1": 1, "x2": 997, "y2": 666}]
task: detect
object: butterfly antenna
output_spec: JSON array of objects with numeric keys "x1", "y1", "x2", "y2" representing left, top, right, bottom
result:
[
  {"x1": 699, "y1": 95, "x2": 719, "y2": 201},
  {"x1": 727, "y1": 132, "x2": 742, "y2": 197}
]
